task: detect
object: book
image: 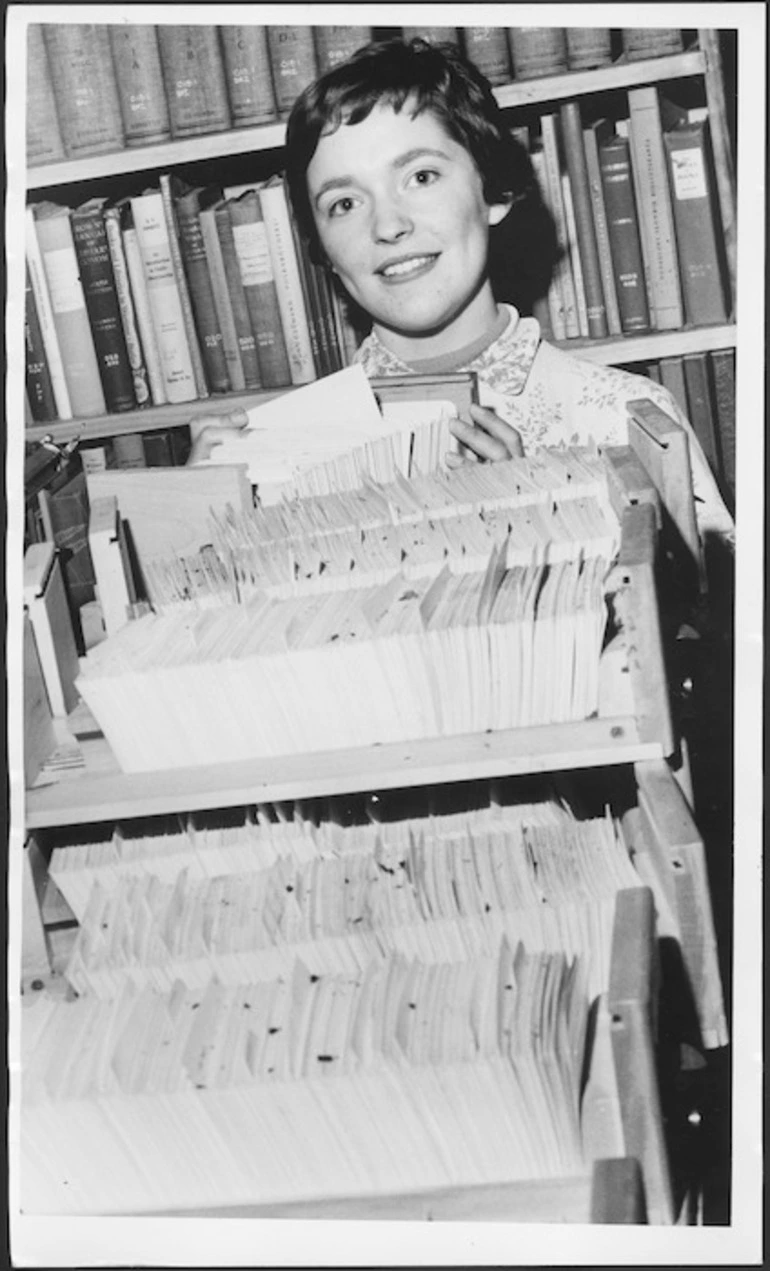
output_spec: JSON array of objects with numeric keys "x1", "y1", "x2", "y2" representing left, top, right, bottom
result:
[
  {"x1": 658, "y1": 356, "x2": 689, "y2": 418},
  {"x1": 172, "y1": 181, "x2": 231, "y2": 394},
  {"x1": 401, "y1": 27, "x2": 459, "y2": 45},
  {"x1": 159, "y1": 174, "x2": 209, "y2": 399},
  {"x1": 26, "y1": 23, "x2": 65, "y2": 165},
  {"x1": 582, "y1": 119, "x2": 622, "y2": 336},
  {"x1": 560, "y1": 102, "x2": 608, "y2": 339},
  {"x1": 598, "y1": 134, "x2": 651, "y2": 334},
  {"x1": 462, "y1": 28, "x2": 512, "y2": 84},
  {"x1": 627, "y1": 87, "x2": 684, "y2": 331},
  {"x1": 313, "y1": 26, "x2": 373, "y2": 73},
  {"x1": 213, "y1": 200, "x2": 263, "y2": 390},
  {"x1": 71, "y1": 198, "x2": 137, "y2": 414},
  {"x1": 32, "y1": 202, "x2": 107, "y2": 418},
  {"x1": 539, "y1": 116, "x2": 580, "y2": 339},
  {"x1": 566, "y1": 28, "x2": 613, "y2": 70},
  {"x1": 24, "y1": 207, "x2": 72, "y2": 419},
  {"x1": 508, "y1": 28, "x2": 568, "y2": 79},
  {"x1": 218, "y1": 26, "x2": 277, "y2": 127},
  {"x1": 621, "y1": 29, "x2": 684, "y2": 61},
  {"x1": 108, "y1": 24, "x2": 171, "y2": 147},
  {"x1": 121, "y1": 204, "x2": 168, "y2": 406},
  {"x1": 156, "y1": 26, "x2": 231, "y2": 138},
  {"x1": 103, "y1": 201, "x2": 153, "y2": 408},
  {"x1": 42, "y1": 24, "x2": 124, "y2": 158},
  {"x1": 25, "y1": 265, "x2": 57, "y2": 422},
  {"x1": 267, "y1": 27, "x2": 318, "y2": 116},
  {"x1": 142, "y1": 431, "x2": 175, "y2": 467},
  {"x1": 228, "y1": 189, "x2": 293, "y2": 390},
  {"x1": 560, "y1": 174, "x2": 589, "y2": 338},
  {"x1": 663, "y1": 120, "x2": 730, "y2": 325},
  {"x1": 256, "y1": 178, "x2": 317, "y2": 386},
  {"x1": 111, "y1": 433, "x2": 147, "y2": 469},
  {"x1": 710, "y1": 349, "x2": 736, "y2": 501},
  {"x1": 130, "y1": 190, "x2": 197, "y2": 405},
  {"x1": 199, "y1": 195, "x2": 246, "y2": 392},
  {"x1": 529, "y1": 150, "x2": 567, "y2": 342},
  {"x1": 683, "y1": 353, "x2": 721, "y2": 477},
  {"x1": 45, "y1": 468, "x2": 96, "y2": 611}
]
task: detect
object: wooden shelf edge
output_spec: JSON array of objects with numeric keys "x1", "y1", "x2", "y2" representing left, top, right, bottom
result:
[
  {"x1": 558, "y1": 323, "x2": 736, "y2": 365},
  {"x1": 25, "y1": 51, "x2": 707, "y2": 191},
  {"x1": 25, "y1": 718, "x2": 663, "y2": 827}
]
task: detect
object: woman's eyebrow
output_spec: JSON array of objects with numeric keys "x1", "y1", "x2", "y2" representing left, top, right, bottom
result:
[{"x1": 313, "y1": 147, "x2": 452, "y2": 206}]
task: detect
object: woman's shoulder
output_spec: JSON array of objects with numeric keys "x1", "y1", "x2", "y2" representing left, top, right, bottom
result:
[{"x1": 534, "y1": 339, "x2": 681, "y2": 415}]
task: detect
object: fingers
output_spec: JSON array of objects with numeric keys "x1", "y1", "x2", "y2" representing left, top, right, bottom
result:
[
  {"x1": 449, "y1": 406, "x2": 524, "y2": 462},
  {"x1": 187, "y1": 408, "x2": 250, "y2": 465}
]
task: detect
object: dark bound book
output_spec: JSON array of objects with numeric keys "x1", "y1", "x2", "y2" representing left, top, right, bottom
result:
[
  {"x1": 560, "y1": 101, "x2": 608, "y2": 339},
  {"x1": 25, "y1": 265, "x2": 57, "y2": 422},
  {"x1": 173, "y1": 181, "x2": 231, "y2": 394},
  {"x1": 462, "y1": 28, "x2": 512, "y2": 84},
  {"x1": 598, "y1": 133, "x2": 651, "y2": 334},
  {"x1": 267, "y1": 27, "x2": 318, "y2": 117},
  {"x1": 664, "y1": 119, "x2": 730, "y2": 325},
  {"x1": 71, "y1": 198, "x2": 137, "y2": 413},
  {"x1": 220, "y1": 26, "x2": 278, "y2": 126},
  {"x1": 157, "y1": 26, "x2": 231, "y2": 138},
  {"x1": 109, "y1": 24, "x2": 171, "y2": 147},
  {"x1": 43, "y1": 24, "x2": 124, "y2": 158},
  {"x1": 229, "y1": 190, "x2": 292, "y2": 389},
  {"x1": 683, "y1": 352, "x2": 721, "y2": 477},
  {"x1": 214, "y1": 200, "x2": 262, "y2": 390}
]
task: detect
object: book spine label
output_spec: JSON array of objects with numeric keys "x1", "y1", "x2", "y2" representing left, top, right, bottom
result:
[
  {"x1": 199, "y1": 208, "x2": 246, "y2": 392},
  {"x1": 175, "y1": 193, "x2": 231, "y2": 393},
  {"x1": 219, "y1": 26, "x2": 277, "y2": 125},
  {"x1": 25, "y1": 208, "x2": 72, "y2": 419},
  {"x1": 582, "y1": 124, "x2": 622, "y2": 335},
  {"x1": 622, "y1": 29, "x2": 684, "y2": 61},
  {"x1": 26, "y1": 24, "x2": 65, "y2": 164},
  {"x1": 157, "y1": 26, "x2": 231, "y2": 137},
  {"x1": 628, "y1": 87, "x2": 683, "y2": 331},
  {"x1": 258, "y1": 183, "x2": 316, "y2": 384},
  {"x1": 34, "y1": 213, "x2": 107, "y2": 417},
  {"x1": 25, "y1": 265, "x2": 57, "y2": 421},
  {"x1": 109, "y1": 25, "x2": 171, "y2": 146},
  {"x1": 560, "y1": 102, "x2": 608, "y2": 339},
  {"x1": 159, "y1": 176, "x2": 209, "y2": 398},
  {"x1": 230, "y1": 198, "x2": 293, "y2": 389},
  {"x1": 267, "y1": 27, "x2": 318, "y2": 116},
  {"x1": 508, "y1": 28, "x2": 567, "y2": 79},
  {"x1": 565, "y1": 28, "x2": 612, "y2": 70},
  {"x1": 664, "y1": 125, "x2": 729, "y2": 325},
  {"x1": 599, "y1": 137, "x2": 651, "y2": 333},
  {"x1": 214, "y1": 205, "x2": 262, "y2": 389},
  {"x1": 43, "y1": 24, "x2": 124, "y2": 158},
  {"x1": 104, "y1": 208, "x2": 152, "y2": 406},
  {"x1": 71, "y1": 206, "x2": 137, "y2": 413},
  {"x1": 122, "y1": 223, "x2": 167, "y2": 405},
  {"x1": 462, "y1": 28, "x2": 512, "y2": 83},
  {"x1": 313, "y1": 26, "x2": 373, "y2": 73},
  {"x1": 130, "y1": 195, "x2": 197, "y2": 404}
]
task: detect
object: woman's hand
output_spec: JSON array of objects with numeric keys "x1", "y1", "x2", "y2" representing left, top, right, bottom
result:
[
  {"x1": 186, "y1": 408, "x2": 249, "y2": 465},
  {"x1": 447, "y1": 404, "x2": 524, "y2": 467}
]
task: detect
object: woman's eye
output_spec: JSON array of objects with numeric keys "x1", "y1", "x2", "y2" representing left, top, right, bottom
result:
[
  {"x1": 327, "y1": 195, "x2": 357, "y2": 218},
  {"x1": 408, "y1": 168, "x2": 440, "y2": 188}
]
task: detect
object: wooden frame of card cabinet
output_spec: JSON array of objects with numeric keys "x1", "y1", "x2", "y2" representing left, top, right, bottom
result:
[{"x1": 23, "y1": 29, "x2": 737, "y2": 449}]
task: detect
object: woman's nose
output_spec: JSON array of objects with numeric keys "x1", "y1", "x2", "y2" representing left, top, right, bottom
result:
[{"x1": 371, "y1": 194, "x2": 413, "y2": 243}]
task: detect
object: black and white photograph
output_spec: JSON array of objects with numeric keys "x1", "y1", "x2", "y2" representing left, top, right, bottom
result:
[{"x1": 6, "y1": 3, "x2": 764, "y2": 1266}]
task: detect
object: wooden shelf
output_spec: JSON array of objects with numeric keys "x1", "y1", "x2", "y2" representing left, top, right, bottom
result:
[
  {"x1": 25, "y1": 51, "x2": 707, "y2": 191},
  {"x1": 558, "y1": 322, "x2": 737, "y2": 366},
  {"x1": 26, "y1": 716, "x2": 663, "y2": 828}
]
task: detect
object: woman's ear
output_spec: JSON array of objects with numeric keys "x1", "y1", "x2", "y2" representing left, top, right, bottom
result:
[{"x1": 487, "y1": 198, "x2": 513, "y2": 228}]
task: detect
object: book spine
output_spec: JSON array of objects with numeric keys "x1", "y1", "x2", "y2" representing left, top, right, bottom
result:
[
  {"x1": 508, "y1": 28, "x2": 568, "y2": 79},
  {"x1": 111, "y1": 433, "x2": 147, "y2": 469},
  {"x1": 33, "y1": 207, "x2": 107, "y2": 417},
  {"x1": 598, "y1": 135, "x2": 651, "y2": 334},
  {"x1": 71, "y1": 203, "x2": 137, "y2": 413},
  {"x1": 130, "y1": 192, "x2": 197, "y2": 404},
  {"x1": 199, "y1": 206, "x2": 246, "y2": 392},
  {"x1": 309, "y1": 252, "x2": 344, "y2": 374},
  {"x1": 582, "y1": 122, "x2": 622, "y2": 335},
  {"x1": 658, "y1": 355, "x2": 689, "y2": 418},
  {"x1": 627, "y1": 87, "x2": 684, "y2": 331},
  {"x1": 566, "y1": 28, "x2": 613, "y2": 70},
  {"x1": 313, "y1": 26, "x2": 373, "y2": 73},
  {"x1": 539, "y1": 116, "x2": 580, "y2": 339},
  {"x1": 529, "y1": 149, "x2": 567, "y2": 341},
  {"x1": 219, "y1": 26, "x2": 277, "y2": 126},
  {"x1": 108, "y1": 25, "x2": 171, "y2": 147},
  {"x1": 229, "y1": 192, "x2": 293, "y2": 389},
  {"x1": 214, "y1": 203, "x2": 262, "y2": 390},
  {"x1": 329, "y1": 288, "x2": 363, "y2": 367},
  {"x1": 663, "y1": 121, "x2": 729, "y2": 326},
  {"x1": 24, "y1": 208, "x2": 72, "y2": 419},
  {"x1": 709, "y1": 349, "x2": 736, "y2": 500},
  {"x1": 290, "y1": 213, "x2": 330, "y2": 376},
  {"x1": 683, "y1": 352, "x2": 720, "y2": 475},
  {"x1": 25, "y1": 265, "x2": 58, "y2": 422},
  {"x1": 121, "y1": 216, "x2": 167, "y2": 406},
  {"x1": 267, "y1": 27, "x2": 318, "y2": 117},
  {"x1": 168, "y1": 426, "x2": 192, "y2": 467},
  {"x1": 560, "y1": 173, "x2": 589, "y2": 338},
  {"x1": 257, "y1": 181, "x2": 317, "y2": 385},
  {"x1": 26, "y1": 24, "x2": 65, "y2": 165},
  {"x1": 103, "y1": 206, "x2": 152, "y2": 407},
  {"x1": 156, "y1": 26, "x2": 231, "y2": 138},
  {"x1": 622, "y1": 29, "x2": 684, "y2": 61},
  {"x1": 462, "y1": 28, "x2": 512, "y2": 84},
  {"x1": 560, "y1": 101, "x2": 608, "y2": 339},
  {"x1": 159, "y1": 175, "x2": 209, "y2": 398},
  {"x1": 174, "y1": 189, "x2": 231, "y2": 394},
  {"x1": 141, "y1": 431, "x2": 174, "y2": 467},
  {"x1": 43, "y1": 24, "x2": 124, "y2": 158},
  {"x1": 401, "y1": 27, "x2": 459, "y2": 45}
]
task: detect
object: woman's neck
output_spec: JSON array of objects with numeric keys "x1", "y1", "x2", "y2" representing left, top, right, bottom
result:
[{"x1": 372, "y1": 287, "x2": 502, "y2": 365}]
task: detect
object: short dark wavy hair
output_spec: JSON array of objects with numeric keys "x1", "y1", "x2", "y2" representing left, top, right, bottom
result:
[{"x1": 285, "y1": 37, "x2": 534, "y2": 265}]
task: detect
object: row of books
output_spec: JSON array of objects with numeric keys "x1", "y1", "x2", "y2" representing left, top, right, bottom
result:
[
  {"x1": 527, "y1": 91, "x2": 731, "y2": 343},
  {"x1": 640, "y1": 349, "x2": 735, "y2": 503},
  {"x1": 25, "y1": 173, "x2": 358, "y2": 424},
  {"x1": 28, "y1": 23, "x2": 690, "y2": 166}
]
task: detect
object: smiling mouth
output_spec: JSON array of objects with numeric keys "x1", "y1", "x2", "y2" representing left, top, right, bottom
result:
[{"x1": 378, "y1": 254, "x2": 438, "y2": 280}]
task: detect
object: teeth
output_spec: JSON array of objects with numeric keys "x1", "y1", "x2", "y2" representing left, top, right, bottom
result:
[{"x1": 381, "y1": 256, "x2": 432, "y2": 278}]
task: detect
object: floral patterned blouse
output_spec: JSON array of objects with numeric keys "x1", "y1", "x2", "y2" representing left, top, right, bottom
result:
[{"x1": 355, "y1": 304, "x2": 734, "y2": 544}]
